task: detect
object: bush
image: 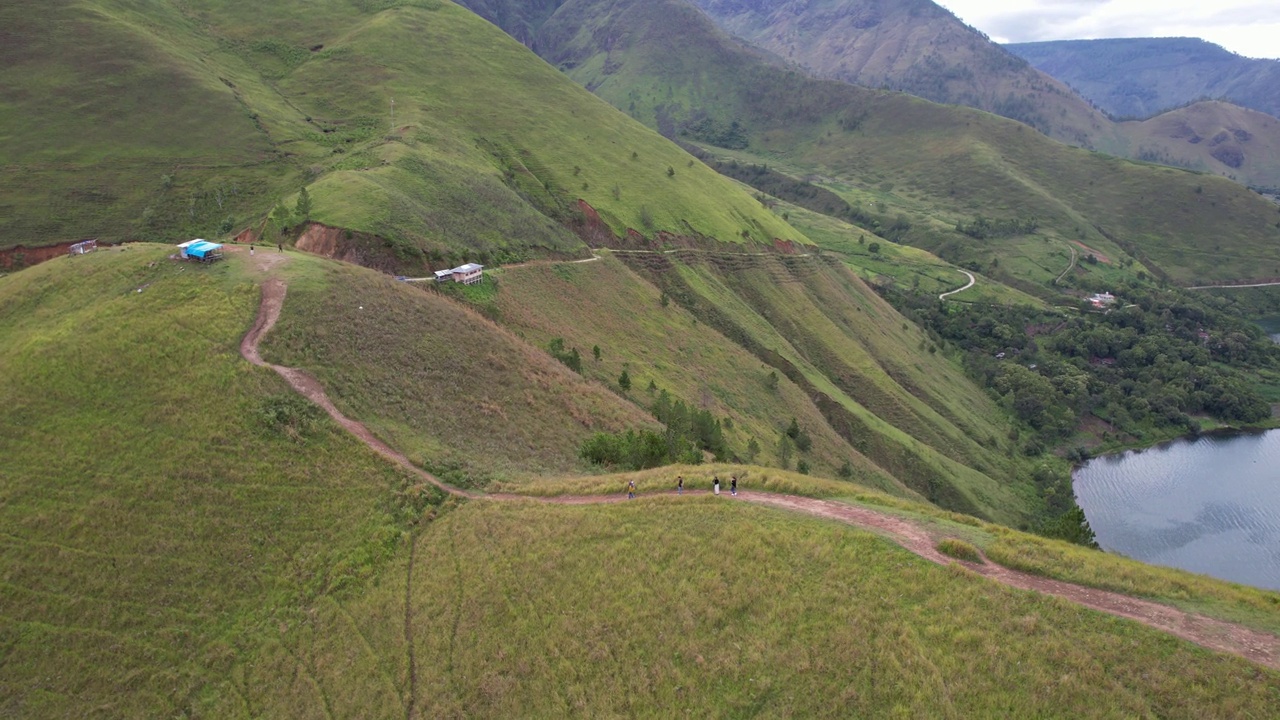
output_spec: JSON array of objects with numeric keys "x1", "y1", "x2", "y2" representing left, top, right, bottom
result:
[{"x1": 937, "y1": 538, "x2": 984, "y2": 563}]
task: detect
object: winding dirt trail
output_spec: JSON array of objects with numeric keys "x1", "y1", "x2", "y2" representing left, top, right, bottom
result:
[
  {"x1": 240, "y1": 278, "x2": 1280, "y2": 671},
  {"x1": 938, "y1": 269, "x2": 976, "y2": 301}
]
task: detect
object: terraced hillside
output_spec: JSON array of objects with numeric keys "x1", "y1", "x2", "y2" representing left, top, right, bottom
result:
[
  {"x1": 524, "y1": 0, "x2": 1280, "y2": 285},
  {"x1": 0, "y1": 0, "x2": 800, "y2": 261}
]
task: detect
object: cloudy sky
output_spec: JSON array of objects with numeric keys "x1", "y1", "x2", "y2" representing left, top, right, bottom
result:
[{"x1": 938, "y1": 0, "x2": 1280, "y2": 59}]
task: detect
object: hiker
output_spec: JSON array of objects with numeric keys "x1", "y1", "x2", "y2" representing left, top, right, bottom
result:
[
  {"x1": 278, "y1": 243, "x2": 283, "y2": 252},
  {"x1": 628, "y1": 480, "x2": 636, "y2": 500},
  {"x1": 713, "y1": 477, "x2": 720, "y2": 495},
  {"x1": 677, "y1": 476, "x2": 684, "y2": 495},
  {"x1": 731, "y1": 476, "x2": 738, "y2": 496},
  {"x1": 249, "y1": 245, "x2": 254, "y2": 256}
]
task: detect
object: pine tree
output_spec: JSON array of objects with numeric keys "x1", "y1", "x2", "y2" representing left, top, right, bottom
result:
[
  {"x1": 295, "y1": 186, "x2": 312, "y2": 221},
  {"x1": 618, "y1": 369, "x2": 631, "y2": 392}
]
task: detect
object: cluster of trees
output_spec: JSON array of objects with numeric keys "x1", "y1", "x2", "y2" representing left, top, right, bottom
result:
[
  {"x1": 580, "y1": 390, "x2": 729, "y2": 470},
  {"x1": 954, "y1": 214, "x2": 1038, "y2": 239},
  {"x1": 678, "y1": 115, "x2": 749, "y2": 149},
  {"x1": 891, "y1": 280, "x2": 1278, "y2": 451},
  {"x1": 547, "y1": 338, "x2": 582, "y2": 373}
]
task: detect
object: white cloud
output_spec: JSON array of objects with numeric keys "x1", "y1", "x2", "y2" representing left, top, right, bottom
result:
[{"x1": 938, "y1": 0, "x2": 1280, "y2": 59}]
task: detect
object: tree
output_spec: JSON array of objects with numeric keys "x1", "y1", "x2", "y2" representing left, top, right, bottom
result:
[
  {"x1": 797, "y1": 459, "x2": 810, "y2": 475},
  {"x1": 785, "y1": 417, "x2": 800, "y2": 440},
  {"x1": 837, "y1": 461, "x2": 854, "y2": 479},
  {"x1": 593, "y1": 345, "x2": 602, "y2": 362},
  {"x1": 868, "y1": 242, "x2": 881, "y2": 254},
  {"x1": 746, "y1": 438, "x2": 760, "y2": 461},
  {"x1": 666, "y1": 166, "x2": 675, "y2": 178},
  {"x1": 777, "y1": 433, "x2": 793, "y2": 469},
  {"x1": 295, "y1": 186, "x2": 312, "y2": 221},
  {"x1": 618, "y1": 369, "x2": 632, "y2": 392}
]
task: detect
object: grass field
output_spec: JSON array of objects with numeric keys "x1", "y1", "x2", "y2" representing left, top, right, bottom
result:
[
  {"x1": 217, "y1": 499, "x2": 1280, "y2": 717},
  {"x1": 0, "y1": 246, "x2": 447, "y2": 716}
]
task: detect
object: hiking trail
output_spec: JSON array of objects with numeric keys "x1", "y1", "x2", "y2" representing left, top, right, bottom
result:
[{"x1": 241, "y1": 275, "x2": 1280, "y2": 671}]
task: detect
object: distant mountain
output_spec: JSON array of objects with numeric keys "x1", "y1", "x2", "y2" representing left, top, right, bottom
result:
[
  {"x1": 684, "y1": 0, "x2": 1118, "y2": 148},
  {"x1": 522, "y1": 0, "x2": 1280, "y2": 286},
  {"x1": 1007, "y1": 38, "x2": 1280, "y2": 121}
]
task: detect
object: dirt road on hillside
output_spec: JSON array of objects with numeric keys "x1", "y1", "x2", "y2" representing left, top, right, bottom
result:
[{"x1": 240, "y1": 275, "x2": 1280, "y2": 671}]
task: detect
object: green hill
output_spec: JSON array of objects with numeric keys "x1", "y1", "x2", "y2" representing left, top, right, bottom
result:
[
  {"x1": 522, "y1": 0, "x2": 1280, "y2": 286},
  {"x1": 5, "y1": 240, "x2": 1280, "y2": 717},
  {"x1": 0, "y1": 0, "x2": 801, "y2": 261}
]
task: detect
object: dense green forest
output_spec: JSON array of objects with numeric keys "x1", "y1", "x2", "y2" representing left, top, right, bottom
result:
[{"x1": 888, "y1": 280, "x2": 1280, "y2": 456}]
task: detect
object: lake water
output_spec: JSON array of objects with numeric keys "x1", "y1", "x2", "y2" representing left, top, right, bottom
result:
[{"x1": 1074, "y1": 430, "x2": 1280, "y2": 590}]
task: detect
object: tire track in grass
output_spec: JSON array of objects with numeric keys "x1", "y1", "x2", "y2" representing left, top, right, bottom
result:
[{"x1": 241, "y1": 277, "x2": 1280, "y2": 672}]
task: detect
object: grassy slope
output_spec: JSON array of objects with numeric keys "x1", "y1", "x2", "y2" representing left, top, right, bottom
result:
[
  {"x1": 0, "y1": 246, "x2": 442, "y2": 716},
  {"x1": 1, "y1": 0, "x2": 802, "y2": 257},
  {"x1": 6, "y1": 251, "x2": 1280, "y2": 716},
  {"x1": 221, "y1": 498, "x2": 1280, "y2": 718},
  {"x1": 535, "y1": 0, "x2": 1280, "y2": 285},
  {"x1": 1115, "y1": 101, "x2": 1280, "y2": 188},
  {"x1": 517, "y1": 465, "x2": 1280, "y2": 636},
  {"x1": 259, "y1": 254, "x2": 656, "y2": 486},
  {"x1": 492, "y1": 256, "x2": 910, "y2": 494},
  {"x1": 495, "y1": 253, "x2": 1035, "y2": 524}
]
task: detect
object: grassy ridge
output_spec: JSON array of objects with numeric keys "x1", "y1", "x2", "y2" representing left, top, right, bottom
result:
[
  {"x1": 259, "y1": 254, "x2": 656, "y2": 486},
  {"x1": 494, "y1": 250, "x2": 1038, "y2": 523},
  {"x1": 221, "y1": 498, "x2": 1280, "y2": 717},
  {"x1": 492, "y1": 256, "x2": 908, "y2": 493},
  {"x1": 2, "y1": 0, "x2": 804, "y2": 259},
  {"x1": 0, "y1": 246, "x2": 443, "y2": 716}
]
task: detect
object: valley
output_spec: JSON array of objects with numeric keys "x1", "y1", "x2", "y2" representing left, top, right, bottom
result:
[{"x1": 4, "y1": 0, "x2": 1280, "y2": 716}]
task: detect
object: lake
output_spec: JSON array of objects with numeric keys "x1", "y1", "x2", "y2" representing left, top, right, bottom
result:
[{"x1": 1074, "y1": 430, "x2": 1280, "y2": 590}]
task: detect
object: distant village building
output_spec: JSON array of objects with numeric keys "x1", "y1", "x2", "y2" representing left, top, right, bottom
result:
[
  {"x1": 68, "y1": 239, "x2": 97, "y2": 255},
  {"x1": 452, "y1": 263, "x2": 484, "y2": 285},
  {"x1": 434, "y1": 262, "x2": 484, "y2": 285},
  {"x1": 1087, "y1": 292, "x2": 1116, "y2": 309}
]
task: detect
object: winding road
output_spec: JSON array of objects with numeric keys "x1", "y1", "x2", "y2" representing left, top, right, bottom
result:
[
  {"x1": 240, "y1": 271, "x2": 1280, "y2": 671},
  {"x1": 938, "y1": 269, "x2": 976, "y2": 301}
]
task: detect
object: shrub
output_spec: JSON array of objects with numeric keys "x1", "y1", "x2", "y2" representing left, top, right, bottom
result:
[{"x1": 937, "y1": 538, "x2": 984, "y2": 563}]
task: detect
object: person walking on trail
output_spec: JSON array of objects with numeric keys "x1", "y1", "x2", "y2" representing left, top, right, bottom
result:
[
  {"x1": 628, "y1": 480, "x2": 636, "y2": 500},
  {"x1": 713, "y1": 477, "x2": 720, "y2": 495},
  {"x1": 730, "y1": 476, "x2": 738, "y2": 496},
  {"x1": 249, "y1": 245, "x2": 254, "y2": 256},
  {"x1": 677, "y1": 476, "x2": 684, "y2": 495},
  {"x1": 278, "y1": 243, "x2": 283, "y2": 253}
]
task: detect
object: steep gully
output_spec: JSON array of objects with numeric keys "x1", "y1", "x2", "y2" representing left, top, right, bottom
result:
[{"x1": 241, "y1": 275, "x2": 1280, "y2": 671}]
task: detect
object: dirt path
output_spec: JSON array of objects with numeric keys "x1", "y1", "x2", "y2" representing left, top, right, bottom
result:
[
  {"x1": 1187, "y1": 280, "x2": 1280, "y2": 290},
  {"x1": 240, "y1": 278, "x2": 1280, "y2": 671},
  {"x1": 1055, "y1": 243, "x2": 1077, "y2": 285},
  {"x1": 938, "y1": 269, "x2": 976, "y2": 301}
]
